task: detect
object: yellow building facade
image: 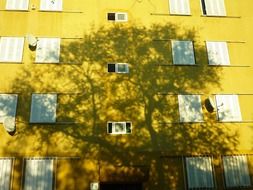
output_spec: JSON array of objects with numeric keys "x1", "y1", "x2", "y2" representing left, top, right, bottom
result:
[{"x1": 0, "y1": 0, "x2": 253, "y2": 189}]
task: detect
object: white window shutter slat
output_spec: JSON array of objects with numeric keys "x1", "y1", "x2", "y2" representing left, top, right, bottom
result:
[
  {"x1": 0, "y1": 159, "x2": 12, "y2": 190},
  {"x1": 172, "y1": 40, "x2": 195, "y2": 65}
]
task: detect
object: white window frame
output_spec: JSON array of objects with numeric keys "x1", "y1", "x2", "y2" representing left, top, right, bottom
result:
[
  {"x1": 0, "y1": 158, "x2": 13, "y2": 190},
  {"x1": 30, "y1": 94, "x2": 57, "y2": 123},
  {"x1": 40, "y1": 0, "x2": 62, "y2": 11},
  {"x1": 215, "y1": 95, "x2": 242, "y2": 122},
  {"x1": 206, "y1": 41, "x2": 230, "y2": 65},
  {"x1": 169, "y1": 0, "x2": 191, "y2": 15},
  {"x1": 178, "y1": 95, "x2": 204, "y2": 122},
  {"x1": 6, "y1": 0, "x2": 29, "y2": 10},
  {"x1": 23, "y1": 158, "x2": 54, "y2": 190},
  {"x1": 35, "y1": 38, "x2": 60, "y2": 63},
  {"x1": 200, "y1": 0, "x2": 226, "y2": 16},
  {"x1": 171, "y1": 40, "x2": 195, "y2": 65},
  {"x1": 107, "y1": 121, "x2": 132, "y2": 134},
  {"x1": 185, "y1": 157, "x2": 215, "y2": 189},
  {"x1": 223, "y1": 155, "x2": 251, "y2": 188},
  {"x1": 107, "y1": 12, "x2": 128, "y2": 22},
  {"x1": 115, "y1": 63, "x2": 129, "y2": 73},
  {"x1": 0, "y1": 37, "x2": 24, "y2": 63},
  {"x1": 0, "y1": 94, "x2": 18, "y2": 123}
]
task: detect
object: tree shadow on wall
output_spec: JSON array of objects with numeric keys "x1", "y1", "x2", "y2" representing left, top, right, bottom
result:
[{"x1": 5, "y1": 23, "x2": 240, "y2": 189}]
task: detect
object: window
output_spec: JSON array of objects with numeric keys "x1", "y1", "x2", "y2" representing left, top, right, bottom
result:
[
  {"x1": 0, "y1": 159, "x2": 12, "y2": 190},
  {"x1": 171, "y1": 40, "x2": 195, "y2": 65},
  {"x1": 185, "y1": 157, "x2": 214, "y2": 189},
  {"x1": 107, "y1": 122, "x2": 132, "y2": 134},
  {"x1": 215, "y1": 95, "x2": 242, "y2": 121},
  {"x1": 108, "y1": 63, "x2": 129, "y2": 73},
  {"x1": 6, "y1": 0, "x2": 29, "y2": 10},
  {"x1": 0, "y1": 94, "x2": 18, "y2": 123},
  {"x1": 35, "y1": 38, "x2": 60, "y2": 63},
  {"x1": 30, "y1": 94, "x2": 57, "y2": 123},
  {"x1": 169, "y1": 0, "x2": 191, "y2": 15},
  {"x1": 0, "y1": 37, "x2": 24, "y2": 62},
  {"x1": 223, "y1": 155, "x2": 251, "y2": 188},
  {"x1": 201, "y1": 0, "x2": 226, "y2": 16},
  {"x1": 23, "y1": 158, "x2": 54, "y2": 190},
  {"x1": 107, "y1": 12, "x2": 128, "y2": 22},
  {"x1": 206, "y1": 42, "x2": 230, "y2": 65},
  {"x1": 40, "y1": 0, "x2": 62, "y2": 11},
  {"x1": 178, "y1": 95, "x2": 203, "y2": 122}
]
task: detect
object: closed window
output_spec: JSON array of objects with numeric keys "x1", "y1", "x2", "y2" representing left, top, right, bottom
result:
[
  {"x1": 35, "y1": 38, "x2": 60, "y2": 63},
  {"x1": 107, "y1": 12, "x2": 128, "y2": 22},
  {"x1": 0, "y1": 94, "x2": 18, "y2": 123},
  {"x1": 223, "y1": 155, "x2": 251, "y2": 188},
  {"x1": 201, "y1": 0, "x2": 226, "y2": 16},
  {"x1": 0, "y1": 37, "x2": 24, "y2": 62},
  {"x1": 186, "y1": 157, "x2": 214, "y2": 189},
  {"x1": 30, "y1": 94, "x2": 57, "y2": 123},
  {"x1": 6, "y1": 0, "x2": 29, "y2": 10},
  {"x1": 172, "y1": 40, "x2": 195, "y2": 65},
  {"x1": 108, "y1": 63, "x2": 129, "y2": 73},
  {"x1": 169, "y1": 0, "x2": 191, "y2": 15},
  {"x1": 107, "y1": 122, "x2": 132, "y2": 134},
  {"x1": 40, "y1": 0, "x2": 62, "y2": 11},
  {"x1": 206, "y1": 42, "x2": 230, "y2": 65},
  {"x1": 215, "y1": 95, "x2": 242, "y2": 121},
  {"x1": 0, "y1": 159, "x2": 12, "y2": 190},
  {"x1": 23, "y1": 159, "x2": 54, "y2": 190},
  {"x1": 178, "y1": 95, "x2": 203, "y2": 122}
]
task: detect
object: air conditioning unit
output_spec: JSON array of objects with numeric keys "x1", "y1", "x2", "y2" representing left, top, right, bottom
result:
[
  {"x1": 107, "y1": 121, "x2": 132, "y2": 134},
  {"x1": 90, "y1": 182, "x2": 99, "y2": 190},
  {"x1": 205, "y1": 96, "x2": 216, "y2": 113},
  {"x1": 3, "y1": 116, "x2": 16, "y2": 133}
]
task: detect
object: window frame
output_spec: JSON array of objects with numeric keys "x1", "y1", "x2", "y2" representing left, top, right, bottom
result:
[
  {"x1": 107, "y1": 12, "x2": 128, "y2": 22},
  {"x1": 169, "y1": 0, "x2": 191, "y2": 15},
  {"x1": 39, "y1": 0, "x2": 63, "y2": 12},
  {"x1": 107, "y1": 121, "x2": 132, "y2": 134},
  {"x1": 5, "y1": 0, "x2": 29, "y2": 10},
  {"x1": 200, "y1": 0, "x2": 226, "y2": 16},
  {"x1": 0, "y1": 158, "x2": 13, "y2": 190},
  {"x1": 0, "y1": 94, "x2": 18, "y2": 123}
]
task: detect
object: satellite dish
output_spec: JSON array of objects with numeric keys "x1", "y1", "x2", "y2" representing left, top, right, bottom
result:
[
  {"x1": 3, "y1": 117, "x2": 16, "y2": 133},
  {"x1": 27, "y1": 34, "x2": 38, "y2": 48},
  {"x1": 205, "y1": 96, "x2": 216, "y2": 113}
]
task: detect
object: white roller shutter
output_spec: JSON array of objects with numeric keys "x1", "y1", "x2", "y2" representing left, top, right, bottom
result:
[
  {"x1": 206, "y1": 42, "x2": 230, "y2": 65},
  {"x1": 223, "y1": 156, "x2": 251, "y2": 187},
  {"x1": 0, "y1": 159, "x2": 12, "y2": 190},
  {"x1": 215, "y1": 95, "x2": 242, "y2": 121},
  {"x1": 24, "y1": 159, "x2": 54, "y2": 190},
  {"x1": 6, "y1": 0, "x2": 29, "y2": 10},
  {"x1": 35, "y1": 38, "x2": 60, "y2": 63},
  {"x1": 186, "y1": 157, "x2": 214, "y2": 188},
  {"x1": 172, "y1": 40, "x2": 195, "y2": 65},
  {"x1": 40, "y1": 0, "x2": 62, "y2": 11},
  {"x1": 0, "y1": 37, "x2": 24, "y2": 62},
  {"x1": 0, "y1": 94, "x2": 18, "y2": 123},
  {"x1": 30, "y1": 94, "x2": 57, "y2": 123},
  {"x1": 204, "y1": 0, "x2": 226, "y2": 16},
  {"x1": 178, "y1": 95, "x2": 203, "y2": 122},
  {"x1": 169, "y1": 0, "x2": 191, "y2": 15}
]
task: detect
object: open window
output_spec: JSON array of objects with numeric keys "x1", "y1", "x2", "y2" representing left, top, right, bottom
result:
[
  {"x1": 185, "y1": 157, "x2": 215, "y2": 189},
  {"x1": 6, "y1": 0, "x2": 29, "y2": 10},
  {"x1": 108, "y1": 63, "x2": 129, "y2": 73},
  {"x1": 107, "y1": 12, "x2": 128, "y2": 22},
  {"x1": 201, "y1": 0, "x2": 226, "y2": 16},
  {"x1": 23, "y1": 158, "x2": 54, "y2": 190},
  {"x1": 107, "y1": 122, "x2": 132, "y2": 134}
]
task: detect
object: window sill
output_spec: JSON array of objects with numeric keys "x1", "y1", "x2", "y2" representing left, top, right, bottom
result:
[
  {"x1": 29, "y1": 121, "x2": 77, "y2": 125},
  {"x1": 39, "y1": 10, "x2": 83, "y2": 13},
  {"x1": 201, "y1": 15, "x2": 241, "y2": 18},
  {"x1": 155, "y1": 64, "x2": 198, "y2": 66},
  {"x1": 0, "y1": 62, "x2": 23, "y2": 64},
  {"x1": 34, "y1": 62, "x2": 82, "y2": 65},
  {"x1": 150, "y1": 13, "x2": 192, "y2": 16},
  {"x1": 0, "y1": 9, "x2": 29, "y2": 12},
  {"x1": 208, "y1": 65, "x2": 250, "y2": 68}
]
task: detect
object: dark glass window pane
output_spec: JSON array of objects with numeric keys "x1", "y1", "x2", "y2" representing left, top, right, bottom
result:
[
  {"x1": 107, "y1": 13, "x2": 115, "y2": 20},
  {"x1": 108, "y1": 64, "x2": 116, "y2": 72}
]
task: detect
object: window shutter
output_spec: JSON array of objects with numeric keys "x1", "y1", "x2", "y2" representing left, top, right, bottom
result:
[
  {"x1": 40, "y1": 0, "x2": 62, "y2": 11},
  {"x1": 204, "y1": 0, "x2": 226, "y2": 16},
  {"x1": 0, "y1": 37, "x2": 24, "y2": 62},
  {"x1": 206, "y1": 42, "x2": 230, "y2": 65},
  {"x1": 24, "y1": 159, "x2": 54, "y2": 190},
  {"x1": 6, "y1": 0, "x2": 29, "y2": 10},
  {"x1": 178, "y1": 95, "x2": 203, "y2": 122},
  {"x1": 35, "y1": 38, "x2": 60, "y2": 63},
  {"x1": 223, "y1": 156, "x2": 251, "y2": 187},
  {"x1": 215, "y1": 95, "x2": 242, "y2": 121},
  {"x1": 172, "y1": 40, "x2": 195, "y2": 65},
  {"x1": 0, "y1": 94, "x2": 18, "y2": 123},
  {"x1": 169, "y1": 0, "x2": 190, "y2": 15},
  {"x1": 0, "y1": 159, "x2": 12, "y2": 190},
  {"x1": 186, "y1": 157, "x2": 214, "y2": 188},
  {"x1": 30, "y1": 94, "x2": 57, "y2": 123}
]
